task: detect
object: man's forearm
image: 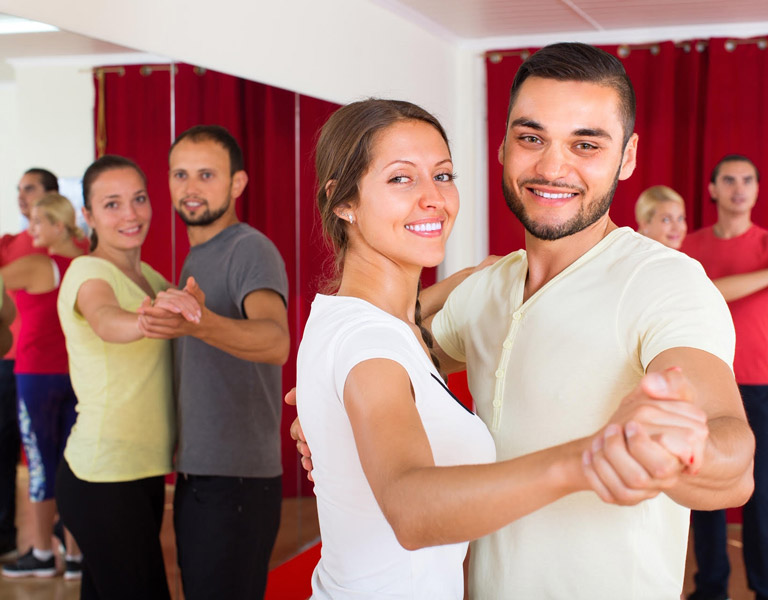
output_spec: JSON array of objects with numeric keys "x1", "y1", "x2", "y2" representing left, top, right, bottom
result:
[
  {"x1": 713, "y1": 269, "x2": 768, "y2": 302},
  {"x1": 666, "y1": 415, "x2": 755, "y2": 510},
  {"x1": 193, "y1": 310, "x2": 290, "y2": 364},
  {"x1": 0, "y1": 328, "x2": 11, "y2": 356}
]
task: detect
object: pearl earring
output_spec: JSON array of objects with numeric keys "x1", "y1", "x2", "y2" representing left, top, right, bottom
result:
[{"x1": 348, "y1": 214, "x2": 355, "y2": 224}]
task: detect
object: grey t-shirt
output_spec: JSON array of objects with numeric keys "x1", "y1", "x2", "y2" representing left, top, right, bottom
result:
[{"x1": 174, "y1": 222, "x2": 288, "y2": 478}]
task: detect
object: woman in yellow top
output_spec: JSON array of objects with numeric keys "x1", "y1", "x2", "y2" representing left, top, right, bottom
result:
[{"x1": 55, "y1": 155, "x2": 199, "y2": 600}]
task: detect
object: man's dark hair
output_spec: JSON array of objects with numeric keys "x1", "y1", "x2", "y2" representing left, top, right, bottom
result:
[
  {"x1": 169, "y1": 125, "x2": 244, "y2": 175},
  {"x1": 25, "y1": 168, "x2": 59, "y2": 192},
  {"x1": 710, "y1": 154, "x2": 760, "y2": 183},
  {"x1": 507, "y1": 42, "x2": 636, "y2": 147}
]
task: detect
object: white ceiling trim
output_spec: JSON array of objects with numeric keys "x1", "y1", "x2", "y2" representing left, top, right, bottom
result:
[
  {"x1": 7, "y1": 51, "x2": 170, "y2": 68},
  {"x1": 458, "y1": 20, "x2": 768, "y2": 52}
]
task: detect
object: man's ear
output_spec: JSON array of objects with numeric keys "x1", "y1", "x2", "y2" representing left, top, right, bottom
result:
[
  {"x1": 618, "y1": 133, "x2": 639, "y2": 181},
  {"x1": 231, "y1": 170, "x2": 248, "y2": 199},
  {"x1": 708, "y1": 182, "x2": 717, "y2": 203}
]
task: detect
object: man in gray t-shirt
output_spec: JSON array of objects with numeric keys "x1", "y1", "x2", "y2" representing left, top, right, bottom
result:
[{"x1": 139, "y1": 125, "x2": 290, "y2": 600}]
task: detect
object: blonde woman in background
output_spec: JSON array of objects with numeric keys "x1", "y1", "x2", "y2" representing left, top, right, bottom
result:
[
  {"x1": 635, "y1": 185, "x2": 688, "y2": 249},
  {"x1": 0, "y1": 192, "x2": 85, "y2": 580}
]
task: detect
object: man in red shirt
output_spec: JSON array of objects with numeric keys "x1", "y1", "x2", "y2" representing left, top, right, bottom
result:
[
  {"x1": 683, "y1": 154, "x2": 767, "y2": 600},
  {"x1": 0, "y1": 168, "x2": 57, "y2": 561}
]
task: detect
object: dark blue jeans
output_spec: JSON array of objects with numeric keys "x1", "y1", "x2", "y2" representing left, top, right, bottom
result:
[
  {"x1": 0, "y1": 359, "x2": 18, "y2": 551},
  {"x1": 692, "y1": 384, "x2": 768, "y2": 599}
]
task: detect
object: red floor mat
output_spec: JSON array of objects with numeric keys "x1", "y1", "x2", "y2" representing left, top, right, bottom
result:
[{"x1": 265, "y1": 542, "x2": 321, "y2": 599}]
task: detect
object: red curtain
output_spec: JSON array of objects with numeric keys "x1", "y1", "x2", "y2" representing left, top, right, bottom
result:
[
  {"x1": 486, "y1": 52, "x2": 527, "y2": 255},
  {"x1": 94, "y1": 65, "x2": 175, "y2": 277},
  {"x1": 485, "y1": 36, "x2": 768, "y2": 255},
  {"x1": 95, "y1": 64, "x2": 340, "y2": 497}
]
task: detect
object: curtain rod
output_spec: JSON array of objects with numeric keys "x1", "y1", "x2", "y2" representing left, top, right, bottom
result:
[
  {"x1": 486, "y1": 35, "x2": 768, "y2": 62},
  {"x1": 93, "y1": 63, "x2": 207, "y2": 157},
  {"x1": 87, "y1": 65, "x2": 207, "y2": 76}
]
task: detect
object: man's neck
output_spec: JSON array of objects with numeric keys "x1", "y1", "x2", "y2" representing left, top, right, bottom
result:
[
  {"x1": 523, "y1": 215, "x2": 617, "y2": 303},
  {"x1": 714, "y1": 211, "x2": 752, "y2": 239},
  {"x1": 186, "y1": 213, "x2": 240, "y2": 247}
]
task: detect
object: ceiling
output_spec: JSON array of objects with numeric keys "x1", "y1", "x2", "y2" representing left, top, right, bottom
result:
[
  {"x1": 1, "y1": 2, "x2": 767, "y2": 71},
  {"x1": 388, "y1": 0, "x2": 768, "y2": 39},
  {"x1": 0, "y1": 14, "x2": 144, "y2": 81}
]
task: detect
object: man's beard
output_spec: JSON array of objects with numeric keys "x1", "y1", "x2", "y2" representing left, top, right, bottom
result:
[
  {"x1": 176, "y1": 195, "x2": 231, "y2": 227},
  {"x1": 502, "y1": 167, "x2": 620, "y2": 241}
]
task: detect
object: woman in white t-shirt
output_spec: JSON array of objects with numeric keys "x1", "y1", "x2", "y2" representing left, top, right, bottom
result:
[{"x1": 295, "y1": 99, "x2": 706, "y2": 599}]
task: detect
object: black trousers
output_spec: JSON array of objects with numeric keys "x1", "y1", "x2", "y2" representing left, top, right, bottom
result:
[
  {"x1": 0, "y1": 360, "x2": 18, "y2": 551},
  {"x1": 174, "y1": 473, "x2": 282, "y2": 600},
  {"x1": 692, "y1": 384, "x2": 768, "y2": 600},
  {"x1": 55, "y1": 459, "x2": 170, "y2": 600}
]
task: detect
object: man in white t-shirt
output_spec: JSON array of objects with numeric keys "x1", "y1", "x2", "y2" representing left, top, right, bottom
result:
[{"x1": 427, "y1": 42, "x2": 754, "y2": 599}]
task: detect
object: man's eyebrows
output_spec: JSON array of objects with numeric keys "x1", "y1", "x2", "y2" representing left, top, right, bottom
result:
[
  {"x1": 509, "y1": 118, "x2": 543, "y2": 131},
  {"x1": 573, "y1": 127, "x2": 612, "y2": 140},
  {"x1": 509, "y1": 119, "x2": 613, "y2": 140}
]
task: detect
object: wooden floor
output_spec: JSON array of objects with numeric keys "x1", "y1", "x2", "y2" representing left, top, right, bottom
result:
[
  {"x1": 682, "y1": 524, "x2": 751, "y2": 600},
  {"x1": 0, "y1": 466, "x2": 756, "y2": 599},
  {"x1": 0, "y1": 467, "x2": 320, "y2": 600}
]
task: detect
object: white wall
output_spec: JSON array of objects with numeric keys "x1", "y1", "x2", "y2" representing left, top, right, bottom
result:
[
  {"x1": 0, "y1": 80, "x2": 19, "y2": 232},
  {"x1": 0, "y1": 63, "x2": 94, "y2": 234},
  {"x1": 0, "y1": 0, "x2": 457, "y2": 114}
]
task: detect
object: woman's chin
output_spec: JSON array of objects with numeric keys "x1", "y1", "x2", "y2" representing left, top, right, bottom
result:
[{"x1": 418, "y1": 253, "x2": 446, "y2": 269}]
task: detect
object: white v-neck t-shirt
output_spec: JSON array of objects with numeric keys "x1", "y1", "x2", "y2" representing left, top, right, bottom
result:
[{"x1": 297, "y1": 294, "x2": 496, "y2": 599}]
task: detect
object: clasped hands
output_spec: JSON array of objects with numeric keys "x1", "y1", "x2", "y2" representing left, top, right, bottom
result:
[
  {"x1": 583, "y1": 367, "x2": 708, "y2": 506},
  {"x1": 285, "y1": 367, "x2": 709, "y2": 505},
  {"x1": 137, "y1": 276, "x2": 205, "y2": 339}
]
